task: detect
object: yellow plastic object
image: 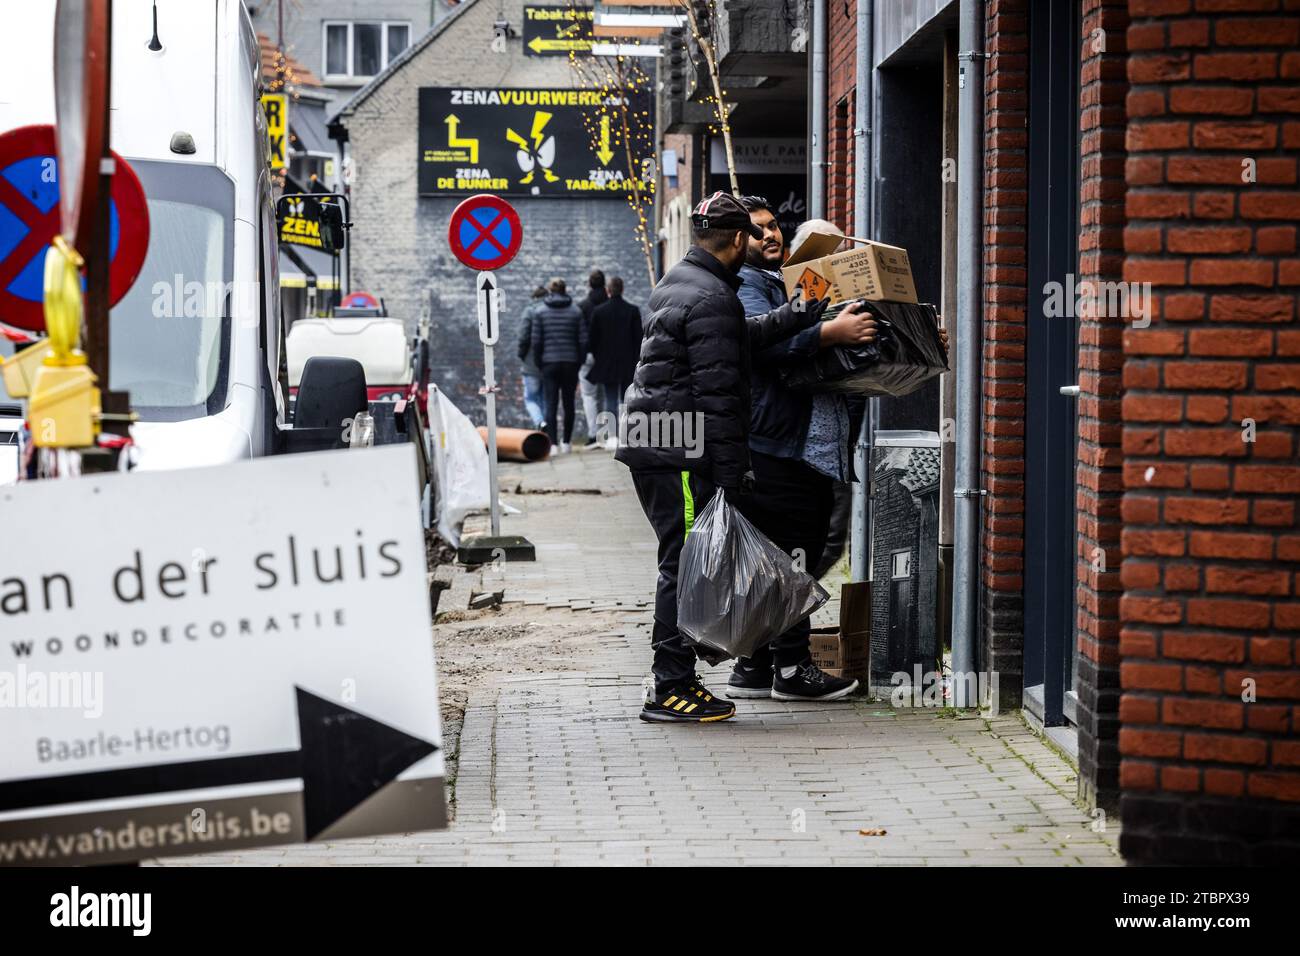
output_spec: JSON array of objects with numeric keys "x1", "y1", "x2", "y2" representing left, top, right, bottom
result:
[
  {"x1": 0, "y1": 339, "x2": 53, "y2": 398},
  {"x1": 29, "y1": 363, "x2": 100, "y2": 448},
  {"x1": 27, "y1": 237, "x2": 99, "y2": 448},
  {"x1": 43, "y1": 236, "x2": 86, "y2": 366}
]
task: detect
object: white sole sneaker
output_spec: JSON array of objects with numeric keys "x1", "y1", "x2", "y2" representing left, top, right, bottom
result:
[
  {"x1": 724, "y1": 685, "x2": 773, "y2": 699},
  {"x1": 770, "y1": 679, "x2": 860, "y2": 702}
]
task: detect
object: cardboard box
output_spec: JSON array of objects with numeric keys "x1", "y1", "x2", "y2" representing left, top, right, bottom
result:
[
  {"x1": 808, "y1": 581, "x2": 871, "y2": 684},
  {"x1": 780, "y1": 233, "x2": 918, "y2": 305}
]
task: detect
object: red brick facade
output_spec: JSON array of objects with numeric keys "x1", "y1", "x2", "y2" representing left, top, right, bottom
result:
[
  {"x1": 981, "y1": 0, "x2": 1030, "y2": 707},
  {"x1": 1076, "y1": 0, "x2": 1131, "y2": 810},
  {"x1": 826, "y1": 0, "x2": 857, "y2": 229},
  {"x1": 1117, "y1": 0, "x2": 1300, "y2": 864},
  {"x1": 803, "y1": 0, "x2": 1298, "y2": 860}
]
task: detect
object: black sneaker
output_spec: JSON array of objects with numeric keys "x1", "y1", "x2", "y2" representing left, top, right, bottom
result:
[
  {"x1": 640, "y1": 679, "x2": 735, "y2": 723},
  {"x1": 726, "y1": 661, "x2": 774, "y2": 699},
  {"x1": 771, "y1": 663, "x2": 859, "y2": 702}
]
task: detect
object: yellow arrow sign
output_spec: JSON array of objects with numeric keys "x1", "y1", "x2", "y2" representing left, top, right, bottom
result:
[
  {"x1": 444, "y1": 113, "x2": 479, "y2": 164},
  {"x1": 596, "y1": 114, "x2": 614, "y2": 165},
  {"x1": 527, "y1": 36, "x2": 593, "y2": 53}
]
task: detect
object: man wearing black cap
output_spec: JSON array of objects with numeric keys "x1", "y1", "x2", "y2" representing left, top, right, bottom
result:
[{"x1": 616, "y1": 191, "x2": 831, "y2": 723}]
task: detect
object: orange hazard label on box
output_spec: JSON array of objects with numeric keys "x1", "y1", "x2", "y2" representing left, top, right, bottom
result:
[{"x1": 795, "y1": 268, "x2": 831, "y2": 302}]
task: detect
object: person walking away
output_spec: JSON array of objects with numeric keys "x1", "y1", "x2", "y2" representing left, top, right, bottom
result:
[
  {"x1": 587, "y1": 275, "x2": 642, "y2": 450},
  {"x1": 615, "y1": 191, "x2": 831, "y2": 723},
  {"x1": 516, "y1": 285, "x2": 548, "y2": 430},
  {"x1": 577, "y1": 269, "x2": 608, "y2": 447},
  {"x1": 523, "y1": 278, "x2": 587, "y2": 453}
]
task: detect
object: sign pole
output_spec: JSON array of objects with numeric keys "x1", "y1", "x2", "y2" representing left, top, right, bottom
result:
[
  {"x1": 479, "y1": 270, "x2": 502, "y2": 538},
  {"x1": 446, "y1": 194, "x2": 533, "y2": 564}
]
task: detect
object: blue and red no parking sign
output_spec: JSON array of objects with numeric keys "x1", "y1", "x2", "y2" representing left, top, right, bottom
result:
[
  {"x1": 0, "y1": 124, "x2": 150, "y2": 332},
  {"x1": 447, "y1": 194, "x2": 522, "y2": 272}
]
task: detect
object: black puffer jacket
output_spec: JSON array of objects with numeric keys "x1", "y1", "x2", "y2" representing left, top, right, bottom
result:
[
  {"x1": 523, "y1": 291, "x2": 587, "y2": 367},
  {"x1": 614, "y1": 246, "x2": 820, "y2": 488}
]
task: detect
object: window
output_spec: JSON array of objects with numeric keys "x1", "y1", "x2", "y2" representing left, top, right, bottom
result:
[
  {"x1": 891, "y1": 551, "x2": 912, "y2": 580},
  {"x1": 323, "y1": 21, "x2": 411, "y2": 80}
]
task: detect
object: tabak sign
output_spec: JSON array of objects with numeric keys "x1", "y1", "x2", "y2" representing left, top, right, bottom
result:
[
  {"x1": 0, "y1": 446, "x2": 446, "y2": 866},
  {"x1": 417, "y1": 87, "x2": 653, "y2": 198},
  {"x1": 523, "y1": 5, "x2": 595, "y2": 56}
]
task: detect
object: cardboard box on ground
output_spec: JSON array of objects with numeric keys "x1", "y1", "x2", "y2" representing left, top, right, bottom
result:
[
  {"x1": 781, "y1": 233, "x2": 918, "y2": 305},
  {"x1": 810, "y1": 581, "x2": 871, "y2": 683}
]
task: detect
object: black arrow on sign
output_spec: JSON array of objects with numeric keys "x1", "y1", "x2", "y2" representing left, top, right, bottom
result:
[
  {"x1": 480, "y1": 274, "x2": 496, "y2": 340},
  {"x1": 0, "y1": 688, "x2": 438, "y2": 840}
]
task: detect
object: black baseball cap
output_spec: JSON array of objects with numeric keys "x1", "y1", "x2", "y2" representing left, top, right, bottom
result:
[{"x1": 691, "y1": 191, "x2": 764, "y2": 239}]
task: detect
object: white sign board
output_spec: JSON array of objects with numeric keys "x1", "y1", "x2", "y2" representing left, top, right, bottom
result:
[
  {"x1": 476, "y1": 270, "x2": 500, "y2": 346},
  {"x1": 709, "y1": 137, "x2": 807, "y2": 176},
  {"x1": 0, "y1": 445, "x2": 445, "y2": 865}
]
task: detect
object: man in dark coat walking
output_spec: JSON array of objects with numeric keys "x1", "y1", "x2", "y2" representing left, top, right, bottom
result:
[
  {"x1": 587, "y1": 275, "x2": 642, "y2": 447},
  {"x1": 615, "y1": 192, "x2": 831, "y2": 723},
  {"x1": 520, "y1": 277, "x2": 587, "y2": 452}
]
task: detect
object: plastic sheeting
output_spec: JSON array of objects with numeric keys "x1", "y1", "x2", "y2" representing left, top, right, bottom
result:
[
  {"x1": 780, "y1": 300, "x2": 948, "y2": 398},
  {"x1": 427, "y1": 385, "x2": 490, "y2": 547},
  {"x1": 677, "y1": 494, "x2": 830, "y2": 662}
]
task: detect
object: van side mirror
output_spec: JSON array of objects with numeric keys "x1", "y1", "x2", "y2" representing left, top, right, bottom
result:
[
  {"x1": 276, "y1": 192, "x2": 350, "y2": 257},
  {"x1": 319, "y1": 202, "x2": 345, "y2": 254}
]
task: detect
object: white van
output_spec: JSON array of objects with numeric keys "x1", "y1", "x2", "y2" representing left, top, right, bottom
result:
[{"x1": 0, "y1": 0, "x2": 285, "y2": 471}]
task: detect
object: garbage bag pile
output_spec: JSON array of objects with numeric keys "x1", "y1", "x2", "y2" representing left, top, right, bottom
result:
[
  {"x1": 780, "y1": 300, "x2": 948, "y2": 398},
  {"x1": 677, "y1": 494, "x2": 830, "y2": 663}
]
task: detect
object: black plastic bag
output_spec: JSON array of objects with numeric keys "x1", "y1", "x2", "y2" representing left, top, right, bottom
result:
[
  {"x1": 780, "y1": 300, "x2": 948, "y2": 397},
  {"x1": 677, "y1": 494, "x2": 830, "y2": 663}
]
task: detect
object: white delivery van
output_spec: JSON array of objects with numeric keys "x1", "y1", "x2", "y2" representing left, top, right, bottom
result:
[{"x1": 0, "y1": 0, "x2": 286, "y2": 471}]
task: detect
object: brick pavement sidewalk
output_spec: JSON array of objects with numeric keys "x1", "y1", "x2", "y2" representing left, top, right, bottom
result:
[{"x1": 159, "y1": 448, "x2": 1120, "y2": 866}]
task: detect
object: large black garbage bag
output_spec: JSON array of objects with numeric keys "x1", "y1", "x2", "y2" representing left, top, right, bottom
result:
[
  {"x1": 780, "y1": 300, "x2": 948, "y2": 397},
  {"x1": 677, "y1": 494, "x2": 830, "y2": 663}
]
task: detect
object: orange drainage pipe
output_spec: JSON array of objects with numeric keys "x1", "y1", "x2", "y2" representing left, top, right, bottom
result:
[{"x1": 478, "y1": 426, "x2": 551, "y2": 462}]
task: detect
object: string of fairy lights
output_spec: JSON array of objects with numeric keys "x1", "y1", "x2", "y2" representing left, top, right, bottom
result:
[
  {"x1": 561, "y1": 3, "x2": 658, "y2": 288},
  {"x1": 560, "y1": 1, "x2": 738, "y2": 285}
]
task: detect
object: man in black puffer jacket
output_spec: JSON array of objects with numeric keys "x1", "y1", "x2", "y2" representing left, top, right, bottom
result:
[
  {"x1": 520, "y1": 277, "x2": 587, "y2": 452},
  {"x1": 615, "y1": 191, "x2": 830, "y2": 723}
]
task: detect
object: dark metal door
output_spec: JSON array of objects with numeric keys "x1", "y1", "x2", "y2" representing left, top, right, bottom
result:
[{"x1": 1024, "y1": 0, "x2": 1081, "y2": 726}]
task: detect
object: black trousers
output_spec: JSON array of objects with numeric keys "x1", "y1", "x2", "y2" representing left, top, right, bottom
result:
[
  {"x1": 631, "y1": 469, "x2": 717, "y2": 692},
  {"x1": 813, "y1": 479, "x2": 853, "y2": 579},
  {"x1": 540, "y1": 362, "x2": 579, "y2": 443},
  {"x1": 631, "y1": 454, "x2": 834, "y2": 692},
  {"x1": 734, "y1": 451, "x2": 836, "y2": 673}
]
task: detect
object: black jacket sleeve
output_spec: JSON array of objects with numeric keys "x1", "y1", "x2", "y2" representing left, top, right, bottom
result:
[
  {"x1": 685, "y1": 294, "x2": 750, "y2": 489},
  {"x1": 745, "y1": 300, "x2": 821, "y2": 352},
  {"x1": 517, "y1": 307, "x2": 534, "y2": 361},
  {"x1": 530, "y1": 310, "x2": 543, "y2": 366}
]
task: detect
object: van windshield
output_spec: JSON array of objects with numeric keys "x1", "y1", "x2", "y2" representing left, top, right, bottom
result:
[{"x1": 109, "y1": 161, "x2": 235, "y2": 422}]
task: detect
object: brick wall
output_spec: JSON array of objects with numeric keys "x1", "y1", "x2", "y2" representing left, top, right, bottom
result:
[
  {"x1": 981, "y1": 0, "x2": 1030, "y2": 709},
  {"x1": 1075, "y1": 0, "x2": 1131, "y2": 813},
  {"x1": 339, "y1": 0, "x2": 654, "y2": 425},
  {"x1": 1118, "y1": 0, "x2": 1300, "y2": 865},
  {"x1": 826, "y1": 0, "x2": 856, "y2": 227}
]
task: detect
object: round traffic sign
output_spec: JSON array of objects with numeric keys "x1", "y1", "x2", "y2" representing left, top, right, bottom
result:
[
  {"x1": 447, "y1": 194, "x2": 522, "y2": 272},
  {"x1": 0, "y1": 125, "x2": 150, "y2": 332}
]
